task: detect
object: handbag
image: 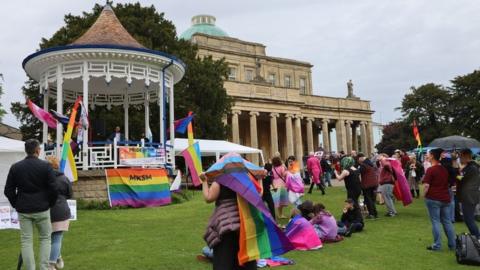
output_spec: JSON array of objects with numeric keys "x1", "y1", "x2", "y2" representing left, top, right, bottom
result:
[{"x1": 456, "y1": 233, "x2": 480, "y2": 266}]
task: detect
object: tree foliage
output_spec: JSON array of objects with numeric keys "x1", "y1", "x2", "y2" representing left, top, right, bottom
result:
[
  {"x1": 11, "y1": 2, "x2": 231, "y2": 141},
  {"x1": 377, "y1": 69, "x2": 480, "y2": 152}
]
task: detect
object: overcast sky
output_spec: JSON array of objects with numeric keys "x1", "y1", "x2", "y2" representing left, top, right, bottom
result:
[{"x1": 1, "y1": 0, "x2": 479, "y2": 128}]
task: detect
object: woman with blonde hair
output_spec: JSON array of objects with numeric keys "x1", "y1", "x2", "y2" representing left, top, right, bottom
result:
[{"x1": 45, "y1": 156, "x2": 72, "y2": 270}]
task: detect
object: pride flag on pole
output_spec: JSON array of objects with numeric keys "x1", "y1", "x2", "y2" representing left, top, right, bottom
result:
[
  {"x1": 27, "y1": 100, "x2": 57, "y2": 129},
  {"x1": 59, "y1": 97, "x2": 80, "y2": 182},
  {"x1": 413, "y1": 120, "x2": 422, "y2": 153},
  {"x1": 180, "y1": 142, "x2": 202, "y2": 186},
  {"x1": 187, "y1": 111, "x2": 194, "y2": 146},
  {"x1": 173, "y1": 114, "x2": 194, "y2": 134}
]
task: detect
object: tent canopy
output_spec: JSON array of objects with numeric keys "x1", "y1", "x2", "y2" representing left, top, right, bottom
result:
[
  {"x1": 0, "y1": 136, "x2": 25, "y2": 153},
  {"x1": 168, "y1": 138, "x2": 264, "y2": 163}
]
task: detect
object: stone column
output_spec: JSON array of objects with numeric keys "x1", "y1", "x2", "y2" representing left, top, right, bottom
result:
[
  {"x1": 345, "y1": 120, "x2": 352, "y2": 154},
  {"x1": 270, "y1": 113, "x2": 279, "y2": 158},
  {"x1": 294, "y1": 115, "x2": 303, "y2": 164},
  {"x1": 360, "y1": 121, "x2": 368, "y2": 155},
  {"x1": 321, "y1": 119, "x2": 330, "y2": 152},
  {"x1": 367, "y1": 121, "x2": 374, "y2": 155},
  {"x1": 231, "y1": 110, "x2": 241, "y2": 144},
  {"x1": 306, "y1": 117, "x2": 314, "y2": 153},
  {"x1": 285, "y1": 114, "x2": 294, "y2": 156},
  {"x1": 352, "y1": 124, "x2": 358, "y2": 151},
  {"x1": 249, "y1": 111, "x2": 259, "y2": 164},
  {"x1": 335, "y1": 119, "x2": 346, "y2": 153}
]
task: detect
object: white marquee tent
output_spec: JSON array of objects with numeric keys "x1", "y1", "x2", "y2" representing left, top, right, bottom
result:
[
  {"x1": 169, "y1": 138, "x2": 264, "y2": 164},
  {"x1": 0, "y1": 137, "x2": 25, "y2": 204}
]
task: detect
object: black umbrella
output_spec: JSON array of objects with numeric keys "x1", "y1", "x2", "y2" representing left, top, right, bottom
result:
[{"x1": 428, "y1": 135, "x2": 480, "y2": 149}]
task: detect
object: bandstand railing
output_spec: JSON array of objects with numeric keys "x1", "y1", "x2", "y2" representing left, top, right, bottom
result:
[{"x1": 43, "y1": 138, "x2": 174, "y2": 171}]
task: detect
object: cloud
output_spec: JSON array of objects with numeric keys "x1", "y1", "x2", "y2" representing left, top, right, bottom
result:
[{"x1": 1, "y1": 0, "x2": 479, "y2": 127}]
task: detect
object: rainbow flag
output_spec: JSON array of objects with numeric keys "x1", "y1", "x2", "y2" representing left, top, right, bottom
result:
[
  {"x1": 59, "y1": 97, "x2": 80, "y2": 182},
  {"x1": 180, "y1": 142, "x2": 202, "y2": 186},
  {"x1": 212, "y1": 167, "x2": 293, "y2": 265},
  {"x1": 413, "y1": 120, "x2": 422, "y2": 148},
  {"x1": 105, "y1": 168, "x2": 171, "y2": 208},
  {"x1": 27, "y1": 100, "x2": 57, "y2": 129}
]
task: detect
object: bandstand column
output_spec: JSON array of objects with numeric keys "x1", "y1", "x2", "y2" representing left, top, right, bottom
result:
[
  {"x1": 123, "y1": 94, "x2": 129, "y2": 141},
  {"x1": 321, "y1": 119, "x2": 330, "y2": 152},
  {"x1": 306, "y1": 117, "x2": 314, "y2": 154},
  {"x1": 294, "y1": 115, "x2": 303, "y2": 165},
  {"x1": 56, "y1": 65, "x2": 63, "y2": 157},
  {"x1": 82, "y1": 61, "x2": 90, "y2": 170},
  {"x1": 285, "y1": 114, "x2": 294, "y2": 156},
  {"x1": 169, "y1": 80, "x2": 175, "y2": 169},
  {"x1": 231, "y1": 110, "x2": 241, "y2": 144},
  {"x1": 42, "y1": 79, "x2": 49, "y2": 144},
  {"x1": 269, "y1": 113, "x2": 279, "y2": 158},
  {"x1": 144, "y1": 89, "x2": 150, "y2": 140},
  {"x1": 345, "y1": 120, "x2": 352, "y2": 154},
  {"x1": 249, "y1": 111, "x2": 259, "y2": 164},
  {"x1": 360, "y1": 121, "x2": 368, "y2": 155}
]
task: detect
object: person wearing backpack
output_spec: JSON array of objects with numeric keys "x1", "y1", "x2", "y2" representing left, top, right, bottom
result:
[
  {"x1": 458, "y1": 148, "x2": 480, "y2": 239},
  {"x1": 358, "y1": 153, "x2": 379, "y2": 219}
]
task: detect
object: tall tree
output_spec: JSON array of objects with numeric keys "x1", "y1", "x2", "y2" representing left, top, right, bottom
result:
[
  {"x1": 11, "y1": 3, "x2": 231, "y2": 141},
  {"x1": 375, "y1": 121, "x2": 414, "y2": 155},
  {"x1": 0, "y1": 74, "x2": 6, "y2": 122},
  {"x1": 449, "y1": 70, "x2": 480, "y2": 140}
]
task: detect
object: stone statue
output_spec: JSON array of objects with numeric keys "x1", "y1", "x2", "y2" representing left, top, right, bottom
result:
[
  {"x1": 252, "y1": 57, "x2": 266, "y2": 83},
  {"x1": 346, "y1": 79, "x2": 359, "y2": 99}
]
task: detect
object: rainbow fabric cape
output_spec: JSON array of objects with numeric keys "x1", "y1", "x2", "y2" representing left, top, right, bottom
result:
[
  {"x1": 180, "y1": 142, "x2": 202, "y2": 186},
  {"x1": 59, "y1": 98, "x2": 80, "y2": 182},
  {"x1": 105, "y1": 168, "x2": 171, "y2": 208},
  {"x1": 206, "y1": 153, "x2": 293, "y2": 265},
  {"x1": 27, "y1": 100, "x2": 57, "y2": 129}
]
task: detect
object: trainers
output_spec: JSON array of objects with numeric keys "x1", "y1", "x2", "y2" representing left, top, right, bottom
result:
[
  {"x1": 48, "y1": 263, "x2": 57, "y2": 270},
  {"x1": 56, "y1": 257, "x2": 64, "y2": 269},
  {"x1": 426, "y1": 246, "x2": 440, "y2": 251}
]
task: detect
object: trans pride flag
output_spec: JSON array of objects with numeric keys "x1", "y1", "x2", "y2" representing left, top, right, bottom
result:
[
  {"x1": 206, "y1": 153, "x2": 293, "y2": 265},
  {"x1": 105, "y1": 168, "x2": 171, "y2": 208}
]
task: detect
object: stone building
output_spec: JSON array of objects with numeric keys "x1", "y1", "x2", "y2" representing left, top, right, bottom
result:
[{"x1": 180, "y1": 15, "x2": 375, "y2": 164}]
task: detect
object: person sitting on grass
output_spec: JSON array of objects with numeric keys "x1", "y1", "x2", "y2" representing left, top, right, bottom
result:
[
  {"x1": 338, "y1": 199, "x2": 364, "y2": 237},
  {"x1": 298, "y1": 200, "x2": 315, "y2": 221},
  {"x1": 310, "y1": 203, "x2": 338, "y2": 242}
]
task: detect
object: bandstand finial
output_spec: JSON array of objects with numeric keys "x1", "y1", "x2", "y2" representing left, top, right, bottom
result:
[{"x1": 105, "y1": 0, "x2": 113, "y2": 9}]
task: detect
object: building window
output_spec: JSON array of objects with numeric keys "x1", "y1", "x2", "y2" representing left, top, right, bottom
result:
[
  {"x1": 299, "y1": 77, "x2": 306, "y2": 94},
  {"x1": 245, "y1": 69, "x2": 254, "y2": 82},
  {"x1": 228, "y1": 67, "x2": 237, "y2": 81},
  {"x1": 284, "y1": 75, "x2": 291, "y2": 88},
  {"x1": 268, "y1": 73, "x2": 276, "y2": 86}
]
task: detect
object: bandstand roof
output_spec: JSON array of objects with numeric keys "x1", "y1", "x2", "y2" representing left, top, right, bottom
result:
[
  {"x1": 22, "y1": 3, "x2": 186, "y2": 106},
  {"x1": 71, "y1": 4, "x2": 145, "y2": 49}
]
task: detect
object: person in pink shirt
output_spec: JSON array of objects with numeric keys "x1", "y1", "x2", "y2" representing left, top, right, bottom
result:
[
  {"x1": 310, "y1": 203, "x2": 338, "y2": 241},
  {"x1": 271, "y1": 155, "x2": 289, "y2": 218},
  {"x1": 307, "y1": 152, "x2": 325, "y2": 195}
]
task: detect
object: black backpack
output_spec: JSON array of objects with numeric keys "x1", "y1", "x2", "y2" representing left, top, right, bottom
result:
[{"x1": 456, "y1": 233, "x2": 480, "y2": 266}]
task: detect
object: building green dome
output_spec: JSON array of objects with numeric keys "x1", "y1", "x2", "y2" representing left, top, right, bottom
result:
[{"x1": 179, "y1": 15, "x2": 228, "y2": 40}]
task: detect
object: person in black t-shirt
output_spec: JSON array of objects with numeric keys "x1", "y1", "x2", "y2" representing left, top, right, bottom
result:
[{"x1": 262, "y1": 163, "x2": 276, "y2": 220}]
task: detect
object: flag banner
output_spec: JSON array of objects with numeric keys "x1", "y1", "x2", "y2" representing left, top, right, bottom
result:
[
  {"x1": 28, "y1": 100, "x2": 57, "y2": 129},
  {"x1": 60, "y1": 97, "x2": 81, "y2": 182},
  {"x1": 119, "y1": 146, "x2": 166, "y2": 166},
  {"x1": 105, "y1": 168, "x2": 171, "y2": 208},
  {"x1": 173, "y1": 114, "x2": 194, "y2": 134},
  {"x1": 50, "y1": 110, "x2": 69, "y2": 125},
  {"x1": 180, "y1": 142, "x2": 202, "y2": 186}
]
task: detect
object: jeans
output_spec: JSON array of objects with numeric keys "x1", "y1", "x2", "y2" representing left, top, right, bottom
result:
[
  {"x1": 337, "y1": 221, "x2": 363, "y2": 234},
  {"x1": 462, "y1": 202, "x2": 480, "y2": 238},
  {"x1": 425, "y1": 199, "x2": 456, "y2": 250},
  {"x1": 362, "y1": 187, "x2": 378, "y2": 217},
  {"x1": 18, "y1": 210, "x2": 52, "y2": 270},
  {"x1": 50, "y1": 231, "x2": 64, "y2": 263},
  {"x1": 323, "y1": 172, "x2": 332, "y2": 186},
  {"x1": 381, "y1": 184, "x2": 396, "y2": 214},
  {"x1": 448, "y1": 189, "x2": 455, "y2": 223}
]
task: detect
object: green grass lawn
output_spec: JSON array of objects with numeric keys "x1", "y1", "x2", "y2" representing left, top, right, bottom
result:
[{"x1": 0, "y1": 186, "x2": 476, "y2": 270}]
